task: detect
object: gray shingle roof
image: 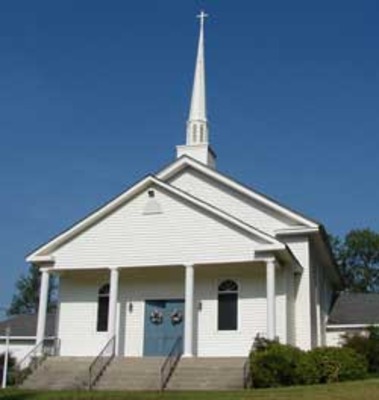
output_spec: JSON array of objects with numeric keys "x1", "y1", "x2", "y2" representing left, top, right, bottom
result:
[
  {"x1": 0, "y1": 314, "x2": 56, "y2": 337},
  {"x1": 328, "y1": 292, "x2": 379, "y2": 325}
]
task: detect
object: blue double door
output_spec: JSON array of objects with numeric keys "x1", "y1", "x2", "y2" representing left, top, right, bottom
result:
[{"x1": 144, "y1": 299, "x2": 184, "y2": 356}]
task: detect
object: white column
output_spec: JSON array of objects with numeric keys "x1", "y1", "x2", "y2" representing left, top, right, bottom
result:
[
  {"x1": 36, "y1": 268, "x2": 49, "y2": 346},
  {"x1": 108, "y1": 267, "x2": 119, "y2": 341},
  {"x1": 266, "y1": 258, "x2": 276, "y2": 340},
  {"x1": 183, "y1": 264, "x2": 194, "y2": 357}
]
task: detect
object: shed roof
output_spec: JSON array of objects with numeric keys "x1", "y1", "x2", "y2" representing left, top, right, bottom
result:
[
  {"x1": 328, "y1": 292, "x2": 379, "y2": 326},
  {"x1": 0, "y1": 313, "x2": 56, "y2": 337}
]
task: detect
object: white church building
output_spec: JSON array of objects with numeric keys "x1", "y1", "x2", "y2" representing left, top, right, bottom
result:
[{"x1": 27, "y1": 12, "x2": 341, "y2": 363}]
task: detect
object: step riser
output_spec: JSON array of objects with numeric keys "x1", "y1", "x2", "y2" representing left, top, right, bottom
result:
[{"x1": 21, "y1": 356, "x2": 246, "y2": 391}]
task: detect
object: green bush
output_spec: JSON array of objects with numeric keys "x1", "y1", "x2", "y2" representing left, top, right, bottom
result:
[
  {"x1": 250, "y1": 340, "x2": 304, "y2": 388},
  {"x1": 307, "y1": 347, "x2": 368, "y2": 383},
  {"x1": 294, "y1": 352, "x2": 320, "y2": 385},
  {"x1": 249, "y1": 337, "x2": 368, "y2": 388},
  {"x1": 343, "y1": 327, "x2": 379, "y2": 373}
]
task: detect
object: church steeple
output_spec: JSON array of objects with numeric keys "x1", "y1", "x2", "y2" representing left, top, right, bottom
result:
[
  {"x1": 187, "y1": 10, "x2": 208, "y2": 145},
  {"x1": 176, "y1": 11, "x2": 216, "y2": 168}
]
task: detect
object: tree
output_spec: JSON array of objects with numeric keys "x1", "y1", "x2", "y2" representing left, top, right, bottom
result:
[
  {"x1": 331, "y1": 229, "x2": 379, "y2": 293},
  {"x1": 7, "y1": 265, "x2": 56, "y2": 315}
]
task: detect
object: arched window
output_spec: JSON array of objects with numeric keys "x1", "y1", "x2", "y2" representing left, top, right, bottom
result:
[
  {"x1": 218, "y1": 280, "x2": 238, "y2": 331},
  {"x1": 97, "y1": 284, "x2": 109, "y2": 332}
]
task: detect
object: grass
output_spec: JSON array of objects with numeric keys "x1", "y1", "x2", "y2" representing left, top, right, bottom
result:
[{"x1": 1, "y1": 379, "x2": 379, "y2": 400}]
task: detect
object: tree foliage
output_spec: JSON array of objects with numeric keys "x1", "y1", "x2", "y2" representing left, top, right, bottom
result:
[
  {"x1": 7, "y1": 265, "x2": 56, "y2": 316},
  {"x1": 331, "y1": 229, "x2": 379, "y2": 293}
]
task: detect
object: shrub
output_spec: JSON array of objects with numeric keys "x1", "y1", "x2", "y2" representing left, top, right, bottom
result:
[
  {"x1": 250, "y1": 341, "x2": 304, "y2": 388},
  {"x1": 294, "y1": 352, "x2": 320, "y2": 385},
  {"x1": 249, "y1": 336, "x2": 368, "y2": 388},
  {"x1": 343, "y1": 326, "x2": 379, "y2": 374},
  {"x1": 307, "y1": 347, "x2": 368, "y2": 383}
]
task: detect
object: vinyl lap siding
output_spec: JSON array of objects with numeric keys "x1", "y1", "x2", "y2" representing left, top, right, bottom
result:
[
  {"x1": 283, "y1": 236, "x2": 312, "y2": 350},
  {"x1": 58, "y1": 273, "x2": 109, "y2": 356},
  {"x1": 53, "y1": 185, "x2": 264, "y2": 269},
  {"x1": 195, "y1": 264, "x2": 287, "y2": 356},
  {"x1": 168, "y1": 169, "x2": 299, "y2": 234},
  {"x1": 285, "y1": 264, "x2": 296, "y2": 345},
  {"x1": 57, "y1": 264, "x2": 287, "y2": 357},
  {"x1": 326, "y1": 329, "x2": 344, "y2": 347}
]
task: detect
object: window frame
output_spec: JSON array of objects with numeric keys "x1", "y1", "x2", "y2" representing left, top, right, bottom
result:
[
  {"x1": 96, "y1": 283, "x2": 110, "y2": 332},
  {"x1": 217, "y1": 279, "x2": 239, "y2": 332}
]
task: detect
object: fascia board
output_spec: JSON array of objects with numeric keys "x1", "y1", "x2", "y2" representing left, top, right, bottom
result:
[
  {"x1": 327, "y1": 324, "x2": 379, "y2": 329},
  {"x1": 26, "y1": 175, "x2": 156, "y2": 262},
  {"x1": 275, "y1": 227, "x2": 319, "y2": 236},
  {"x1": 158, "y1": 156, "x2": 319, "y2": 229}
]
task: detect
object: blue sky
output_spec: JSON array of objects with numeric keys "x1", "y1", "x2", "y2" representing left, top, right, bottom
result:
[{"x1": 0, "y1": 0, "x2": 378, "y2": 309}]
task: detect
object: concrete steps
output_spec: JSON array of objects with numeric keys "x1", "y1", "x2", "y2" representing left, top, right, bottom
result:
[
  {"x1": 167, "y1": 357, "x2": 246, "y2": 391},
  {"x1": 95, "y1": 357, "x2": 165, "y2": 391},
  {"x1": 20, "y1": 356, "x2": 247, "y2": 391},
  {"x1": 21, "y1": 357, "x2": 93, "y2": 390}
]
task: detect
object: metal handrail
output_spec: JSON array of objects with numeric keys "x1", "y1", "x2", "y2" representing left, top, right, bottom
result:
[
  {"x1": 243, "y1": 339, "x2": 256, "y2": 389},
  {"x1": 88, "y1": 335, "x2": 115, "y2": 390},
  {"x1": 13, "y1": 340, "x2": 46, "y2": 386},
  {"x1": 160, "y1": 336, "x2": 183, "y2": 391}
]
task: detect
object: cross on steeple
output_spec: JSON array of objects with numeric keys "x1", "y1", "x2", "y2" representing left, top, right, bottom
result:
[{"x1": 197, "y1": 10, "x2": 208, "y2": 28}]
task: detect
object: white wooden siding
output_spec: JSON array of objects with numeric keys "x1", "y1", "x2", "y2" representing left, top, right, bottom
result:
[
  {"x1": 53, "y1": 186, "x2": 265, "y2": 269},
  {"x1": 326, "y1": 329, "x2": 344, "y2": 347},
  {"x1": 284, "y1": 236, "x2": 312, "y2": 350},
  {"x1": 195, "y1": 264, "x2": 287, "y2": 356},
  {"x1": 57, "y1": 263, "x2": 288, "y2": 357},
  {"x1": 309, "y1": 260, "x2": 318, "y2": 348},
  {"x1": 285, "y1": 264, "x2": 296, "y2": 345},
  {"x1": 58, "y1": 272, "x2": 110, "y2": 356},
  {"x1": 0, "y1": 341, "x2": 34, "y2": 364},
  {"x1": 168, "y1": 168, "x2": 301, "y2": 234}
]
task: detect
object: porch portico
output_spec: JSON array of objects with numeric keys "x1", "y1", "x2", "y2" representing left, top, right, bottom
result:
[{"x1": 35, "y1": 257, "x2": 294, "y2": 359}]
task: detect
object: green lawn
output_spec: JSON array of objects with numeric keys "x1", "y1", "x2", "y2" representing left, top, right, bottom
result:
[{"x1": 1, "y1": 379, "x2": 379, "y2": 400}]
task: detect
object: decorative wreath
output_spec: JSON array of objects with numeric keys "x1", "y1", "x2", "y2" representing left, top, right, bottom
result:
[
  {"x1": 150, "y1": 309, "x2": 163, "y2": 324},
  {"x1": 170, "y1": 309, "x2": 183, "y2": 325}
]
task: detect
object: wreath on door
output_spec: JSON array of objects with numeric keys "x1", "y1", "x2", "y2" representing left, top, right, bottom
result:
[
  {"x1": 150, "y1": 309, "x2": 163, "y2": 324},
  {"x1": 170, "y1": 309, "x2": 183, "y2": 325}
]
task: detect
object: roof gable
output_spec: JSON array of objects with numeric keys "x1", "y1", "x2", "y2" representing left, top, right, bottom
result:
[
  {"x1": 158, "y1": 156, "x2": 319, "y2": 234},
  {"x1": 27, "y1": 175, "x2": 284, "y2": 265}
]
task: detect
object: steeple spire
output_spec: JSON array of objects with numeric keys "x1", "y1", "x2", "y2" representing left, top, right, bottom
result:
[
  {"x1": 187, "y1": 11, "x2": 208, "y2": 144},
  {"x1": 176, "y1": 11, "x2": 216, "y2": 168}
]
